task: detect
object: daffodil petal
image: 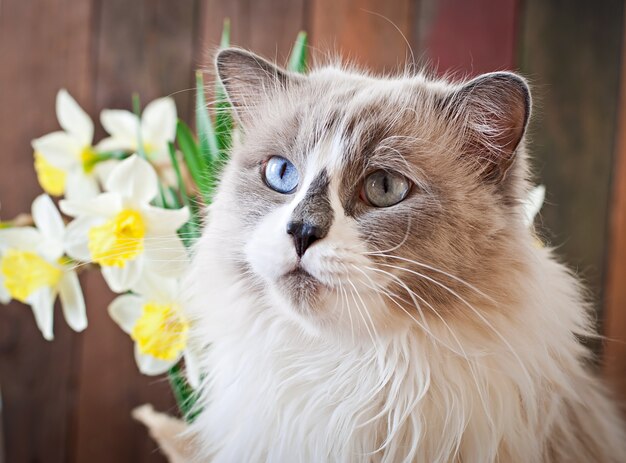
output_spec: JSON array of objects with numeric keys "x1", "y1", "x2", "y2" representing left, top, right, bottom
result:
[
  {"x1": 32, "y1": 132, "x2": 80, "y2": 169},
  {"x1": 108, "y1": 293, "x2": 144, "y2": 334},
  {"x1": 93, "y1": 159, "x2": 120, "y2": 186},
  {"x1": 60, "y1": 192, "x2": 122, "y2": 218},
  {"x1": 56, "y1": 89, "x2": 94, "y2": 146},
  {"x1": 100, "y1": 109, "x2": 139, "y2": 147},
  {"x1": 142, "y1": 97, "x2": 177, "y2": 145},
  {"x1": 134, "y1": 344, "x2": 177, "y2": 376},
  {"x1": 58, "y1": 271, "x2": 87, "y2": 332},
  {"x1": 27, "y1": 287, "x2": 55, "y2": 341},
  {"x1": 130, "y1": 271, "x2": 179, "y2": 302},
  {"x1": 95, "y1": 137, "x2": 129, "y2": 153},
  {"x1": 142, "y1": 205, "x2": 190, "y2": 235},
  {"x1": 144, "y1": 237, "x2": 188, "y2": 278},
  {"x1": 0, "y1": 227, "x2": 42, "y2": 251},
  {"x1": 101, "y1": 257, "x2": 143, "y2": 293},
  {"x1": 0, "y1": 274, "x2": 11, "y2": 304},
  {"x1": 523, "y1": 185, "x2": 546, "y2": 227},
  {"x1": 184, "y1": 345, "x2": 202, "y2": 389},
  {"x1": 32, "y1": 194, "x2": 65, "y2": 243},
  {"x1": 105, "y1": 155, "x2": 158, "y2": 204},
  {"x1": 63, "y1": 216, "x2": 102, "y2": 261},
  {"x1": 64, "y1": 170, "x2": 100, "y2": 200},
  {"x1": 150, "y1": 146, "x2": 171, "y2": 163}
]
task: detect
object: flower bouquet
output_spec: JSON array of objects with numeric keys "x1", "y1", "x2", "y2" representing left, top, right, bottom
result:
[{"x1": 0, "y1": 22, "x2": 308, "y2": 421}]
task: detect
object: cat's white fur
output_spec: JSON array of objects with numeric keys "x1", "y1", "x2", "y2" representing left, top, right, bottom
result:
[{"x1": 182, "y1": 56, "x2": 625, "y2": 462}]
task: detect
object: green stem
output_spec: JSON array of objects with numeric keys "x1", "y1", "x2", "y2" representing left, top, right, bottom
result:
[
  {"x1": 167, "y1": 363, "x2": 200, "y2": 421},
  {"x1": 131, "y1": 93, "x2": 147, "y2": 160}
]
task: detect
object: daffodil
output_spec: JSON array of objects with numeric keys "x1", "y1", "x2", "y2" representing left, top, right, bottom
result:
[
  {"x1": 60, "y1": 155, "x2": 189, "y2": 293},
  {"x1": 523, "y1": 185, "x2": 546, "y2": 227},
  {"x1": 31, "y1": 90, "x2": 104, "y2": 199},
  {"x1": 0, "y1": 195, "x2": 87, "y2": 340},
  {"x1": 99, "y1": 97, "x2": 177, "y2": 164},
  {"x1": 108, "y1": 273, "x2": 199, "y2": 382}
]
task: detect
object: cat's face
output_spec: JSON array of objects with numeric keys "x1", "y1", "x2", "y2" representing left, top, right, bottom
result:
[{"x1": 211, "y1": 49, "x2": 531, "y2": 339}]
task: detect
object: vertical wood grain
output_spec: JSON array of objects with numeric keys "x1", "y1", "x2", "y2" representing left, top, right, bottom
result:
[
  {"x1": 415, "y1": 0, "x2": 519, "y2": 76},
  {"x1": 0, "y1": 0, "x2": 94, "y2": 462},
  {"x1": 196, "y1": 0, "x2": 306, "y2": 74},
  {"x1": 73, "y1": 1, "x2": 198, "y2": 462},
  {"x1": 309, "y1": 0, "x2": 414, "y2": 72},
  {"x1": 604, "y1": 7, "x2": 626, "y2": 408},
  {"x1": 518, "y1": 0, "x2": 624, "y2": 351}
]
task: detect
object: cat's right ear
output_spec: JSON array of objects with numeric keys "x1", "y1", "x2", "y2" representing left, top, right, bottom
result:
[{"x1": 215, "y1": 48, "x2": 303, "y2": 125}]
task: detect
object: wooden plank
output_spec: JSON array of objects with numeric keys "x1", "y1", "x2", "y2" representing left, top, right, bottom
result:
[
  {"x1": 0, "y1": 0, "x2": 94, "y2": 462},
  {"x1": 93, "y1": 0, "x2": 198, "y2": 122},
  {"x1": 73, "y1": 2, "x2": 197, "y2": 462},
  {"x1": 604, "y1": 7, "x2": 626, "y2": 408},
  {"x1": 518, "y1": 0, "x2": 624, "y2": 350},
  {"x1": 196, "y1": 0, "x2": 306, "y2": 73},
  {"x1": 415, "y1": 0, "x2": 519, "y2": 76},
  {"x1": 309, "y1": 0, "x2": 414, "y2": 73}
]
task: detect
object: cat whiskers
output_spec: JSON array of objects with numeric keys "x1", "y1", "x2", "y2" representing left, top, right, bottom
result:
[
  {"x1": 362, "y1": 264, "x2": 496, "y2": 431},
  {"x1": 365, "y1": 252, "x2": 495, "y2": 304},
  {"x1": 374, "y1": 259, "x2": 533, "y2": 390}
]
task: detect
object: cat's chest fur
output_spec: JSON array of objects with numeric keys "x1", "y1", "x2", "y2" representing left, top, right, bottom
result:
[{"x1": 188, "y1": 274, "x2": 545, "y2": 463}]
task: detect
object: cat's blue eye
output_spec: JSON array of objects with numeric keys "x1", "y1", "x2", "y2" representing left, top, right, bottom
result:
[
  {"x1": 263, "y1": 156, "x2": 299, "y2": 194},
  {"x1": 362, "y1": 170, "x2": 411, "y2": 207}
]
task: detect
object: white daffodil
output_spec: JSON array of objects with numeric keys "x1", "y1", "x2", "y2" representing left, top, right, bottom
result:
[
  {"x1": 60, "y1": 155, "x2": 189, "y2": 293},
  {"x1": 31, "y1": 90, "x2": 103, "y2": 199},
  {"x1": 0, "y1": 195, "x2": 87, "y2": 340},
  {"x1": 99, "y1": 97, "x2": 177, "y2": 164},
  {"x1": 108, "y1": 273, "x2": 199, "y2": 383},
  {"x1": 523, "y1": 185, "x2": 546, "y2": 227}
]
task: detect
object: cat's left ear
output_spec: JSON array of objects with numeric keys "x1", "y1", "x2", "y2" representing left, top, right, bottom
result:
[
  {"x1": 448, "y1": 72, "x2": 531, "y2": 183},
  {"x1": 215, "y1": 48, "x2": 303, "y2": 125}
]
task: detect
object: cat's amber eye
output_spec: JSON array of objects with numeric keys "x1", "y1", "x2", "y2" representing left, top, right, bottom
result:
[
  {"x1": 263, "y1": 155, "x2": 299, "y2": 194},
  {"x1": 361, "y1": 170, "x2": 411, "y2": 207}
]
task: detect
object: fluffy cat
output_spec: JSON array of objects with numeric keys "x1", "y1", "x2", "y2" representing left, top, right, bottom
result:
[{"x1": 182, "y1": 48, "x2": 626, "y2": 462}]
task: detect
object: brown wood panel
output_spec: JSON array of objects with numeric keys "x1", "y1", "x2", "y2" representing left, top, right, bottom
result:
[
  {"x1": 415, "y1": 0, "x2": 519, "y2": 76},
  {"x1": 196, "y1": 0, "x2": 306, "y2": 71},
  {"x1": 604, "y1": 7, "x2": 626, "y2": 408},
  {"x1": 309, "y1": 0, "x2": 414, "y2": 72},
  {"x1": 0, "y1": 0, "x2": 95, "y2": 462},
  {"x1": 73, "y1": 2, "x2": 198, "y2": 462},
  {"x1": 518, "y1": 0, "x2": 624, "y2": 349}
]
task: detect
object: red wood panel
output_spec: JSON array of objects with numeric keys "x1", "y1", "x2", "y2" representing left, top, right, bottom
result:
[
  {"x1": 416, "y1": 0, "x2": 519, "y2": 76},
  {"x1": 309, "y1": 0, "x2": 414, "y2": 72},
  {"x1": 0, "y1": 1, "x2": 95, "y2": 462},
  {"x1": 604, "y1": 6, "x2": 626, "y2": 409}
]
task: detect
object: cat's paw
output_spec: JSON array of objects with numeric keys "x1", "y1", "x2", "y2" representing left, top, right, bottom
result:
[{"x1": 133, "y1": 404, "x2": 193, "y2": 463}]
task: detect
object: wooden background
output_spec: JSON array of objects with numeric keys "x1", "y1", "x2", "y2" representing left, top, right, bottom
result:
[{"x1": 1, "y1": 0, "x2": 625, "y2": 461}]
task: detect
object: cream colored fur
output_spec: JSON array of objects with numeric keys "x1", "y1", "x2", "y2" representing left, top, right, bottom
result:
[{"x1": 147, "y1": 51, "x2": 626, "y2": 462}]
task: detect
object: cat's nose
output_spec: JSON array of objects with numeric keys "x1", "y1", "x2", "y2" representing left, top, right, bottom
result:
[{"x1": 286, "y1": 221, "x2": 325, "y2": 258}]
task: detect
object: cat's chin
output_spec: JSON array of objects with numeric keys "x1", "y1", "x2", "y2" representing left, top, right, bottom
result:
[
  {"x1": 277, "y1": 266, "x2": 325, "y2": 305},
  {"x1": 270, "y1": 266, "x2": 337, "y2": 322}
]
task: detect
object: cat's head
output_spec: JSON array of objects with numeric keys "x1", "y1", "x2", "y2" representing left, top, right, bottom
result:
[{"x1": 209, "y1": 48, "x2": 532, "y2": 340}]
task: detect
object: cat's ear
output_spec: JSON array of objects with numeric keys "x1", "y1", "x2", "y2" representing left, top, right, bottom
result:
[
  {"x1": 215, "y1": 48, "x2": 303, "y2": 124},
  {"x1": 447, "y1": 72, "x2": 531, "y2": 183}
]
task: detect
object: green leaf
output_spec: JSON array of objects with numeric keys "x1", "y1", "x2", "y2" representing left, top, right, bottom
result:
[
  {"x1": 168, "y1": 363, "x2": 201, "y2": 422},
  {"x1": 131, "y1": 93, "x2": 147, "y2": 159},
  {"x1": 195, "y1": 71, "x2": 219, "y2": 165},
  {"x1": 176, "y1": 119, "x2": 211, "y2": 202},
  {"x1": 287, "y1": 31, "x2": 308, "y2": 73},
  {"x1": 220, "y1": 17, "x2": 231, "y2": 48},
  {"x1": 215, "y1": 18, "x2": 233, "y2": 155},
  {"x1": 167, "y1": 142, "x2": 201, "y2": 246}
]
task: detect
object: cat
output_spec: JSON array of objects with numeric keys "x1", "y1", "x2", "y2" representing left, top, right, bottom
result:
[{"x1": 179, "y1": 48, "x2": 626, "y2": 462}]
